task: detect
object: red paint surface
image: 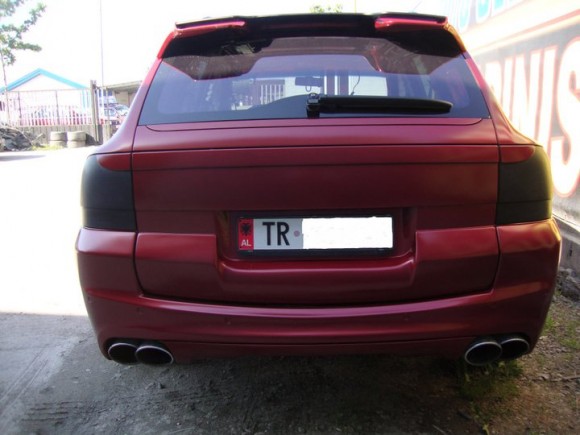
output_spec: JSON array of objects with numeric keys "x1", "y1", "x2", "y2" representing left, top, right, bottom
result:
[
  {"x1": 77, "y1": 15, "x2": 561, "y2": 363},
  {"x1": 79, "y1": 220, "x2": 558, "y2": 362}
]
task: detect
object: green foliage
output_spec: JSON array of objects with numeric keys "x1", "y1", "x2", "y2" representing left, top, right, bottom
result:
[
  {"x1": 456, "y1": 359, "x2": 522, "y2": 402},
  {"x1": 455, "y1": 359, "x2": 523, "y2": 430},
  {"x1": 31, "y1": 142, "x2": 63, "y2": 151},
  {"x1": 0, "y1": 0, "x2": 46, "y2": 66},
  {"x1": 561, "y1": 319, "x2": 580, "y2": 350},
  {"x1": 543, "y1": 308, "x2": 579, "y2": 350},
  {"x1": 542, "y1": 313, "x2": 555, "y2": 334},
  {"x1": 310, "y1": 3, "x2": 343, "y2": 13}
]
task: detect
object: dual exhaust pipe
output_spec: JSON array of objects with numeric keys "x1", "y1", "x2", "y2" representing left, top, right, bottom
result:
[
  {"x1": 464, "y1": 334, "x2": 530, "y2": 366},
  {"x1": 109, "y1": 335, "x2": 528, "y2": 367},
  {"x1": 108, "y1": 340, "x2": 174, "y2": 365}
]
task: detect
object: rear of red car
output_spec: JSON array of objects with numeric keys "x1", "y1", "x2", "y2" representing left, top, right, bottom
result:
[{"x1": 77, "y1": 13, "x2": 560, "y2": 365}]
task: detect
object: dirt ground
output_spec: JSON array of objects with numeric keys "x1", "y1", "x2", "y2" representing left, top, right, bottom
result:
[{"x1": 466, "y1": 289, "x2": 579, "y2": 434}]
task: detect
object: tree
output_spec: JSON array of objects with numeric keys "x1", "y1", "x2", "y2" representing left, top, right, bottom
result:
[
  {"x1": 310, "y1": 4, "x2": 343, "y2": 13},
  {"x1": 0, "y1": 0, "x2": 46, "y2": 123}
]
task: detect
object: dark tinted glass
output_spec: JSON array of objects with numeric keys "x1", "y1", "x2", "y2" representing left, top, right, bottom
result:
[{"x1": 140, "y1": 36, "x2": 489, "y2": 125}]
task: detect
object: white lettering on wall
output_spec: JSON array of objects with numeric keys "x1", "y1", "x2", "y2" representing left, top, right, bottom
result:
[
  {"x1": 553, "y1": 39, "x2": 580, "y2": 197},
  {"x1": 483, "y1": 39, "x2": 580, "y2": 197},
  {"x1": 537, "y1": 47, "x2": 557, "y2": 148},
  {"x1": 502, "y1": 58, "x2": 514, "y2": 119},
  {"x1": 512, "y1": 51, "x2": 541, "y2": 138}
]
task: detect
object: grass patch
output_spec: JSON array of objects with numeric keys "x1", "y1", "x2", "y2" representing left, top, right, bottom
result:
[
  {"x1": 561, "y1": 321, "x2": 580, "y2": 350},
  {"x1": 542, "y1": 313, "x2": 556, "y2": 335},
  {"x1": 456, "y1": 360, "x2": 523, "y2": 431},
  {"x1": 456, "y1": 359, "x2": 522, "y2": 402},
  {"x1": 548, "y1": 301, "x2": 580, "y2": 350},
  {"x1": 30, "y1": 143, "x2": 65, "y2": 151}
]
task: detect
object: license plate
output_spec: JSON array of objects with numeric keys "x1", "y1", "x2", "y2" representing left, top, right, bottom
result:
[{"x1": 238, "y1": 216, "x2": 393, "y2": 252}]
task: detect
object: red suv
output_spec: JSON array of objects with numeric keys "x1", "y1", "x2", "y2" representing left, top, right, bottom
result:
[{"x1": 77, "y1": 13, "x2": 560, "y2": 366}]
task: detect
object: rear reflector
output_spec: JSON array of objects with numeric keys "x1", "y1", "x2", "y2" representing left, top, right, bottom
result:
[{"x1": 81, "y1": 155, "x2": 136, "y2": 231}]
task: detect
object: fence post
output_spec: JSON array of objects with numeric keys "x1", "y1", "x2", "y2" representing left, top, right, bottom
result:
[
  {"x1": 54, "y1": 90, "x2": 60, "y2": 125},
  {"x1": 17, "y1": 92, "x2": 23, "y2": 123},
  {"x1": 1, "y1": 54, "x2": 11, "y2": 125},
  {"x1": 90, "y1": 80, "x2": 101, "y2": 144}
]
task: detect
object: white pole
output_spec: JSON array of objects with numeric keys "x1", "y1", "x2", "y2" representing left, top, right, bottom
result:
[
  {"x1": 99, "y1": 0, "x2": 105, "y2": 88},
  {"x1": 1, "y1": 54, "x2": 11, "y2": 125}
]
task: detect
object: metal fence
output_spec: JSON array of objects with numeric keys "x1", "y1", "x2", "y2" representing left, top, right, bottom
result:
[
  {"x1": 9, "y1": 88, "x2": 94, "y2": 126},
  {"x1": 1, "y1": 85, "x2": 117, "y2": 144}
]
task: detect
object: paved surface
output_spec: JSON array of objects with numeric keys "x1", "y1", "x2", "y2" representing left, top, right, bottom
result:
[
  {"x1": 0, "y1": 149, "x2": 92, "y2": 433},
  {"x1": 0, "y1": 149, "x2": 89, "y2": 316}
]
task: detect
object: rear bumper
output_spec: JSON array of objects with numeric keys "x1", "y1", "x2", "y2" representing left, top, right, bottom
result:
[{"x1": 77, "y1": 219, "x2": 560, "y2": 363}]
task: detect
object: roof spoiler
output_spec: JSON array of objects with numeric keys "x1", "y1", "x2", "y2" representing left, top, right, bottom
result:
[{"x1": 158, "y1": 12, "x2": 461, "y2": 59}]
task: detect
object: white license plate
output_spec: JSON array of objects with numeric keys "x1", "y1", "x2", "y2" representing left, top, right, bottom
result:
[{"x1": 238, "y1": 216, "x2": 393, "y2": 251}]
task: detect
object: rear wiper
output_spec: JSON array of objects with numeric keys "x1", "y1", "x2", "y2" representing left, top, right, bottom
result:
[{"x1": 306, "y1": 93, "x2": 453, "y2": 118}]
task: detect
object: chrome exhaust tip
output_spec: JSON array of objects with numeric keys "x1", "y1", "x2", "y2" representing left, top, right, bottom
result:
[
  {"x1": 464, "y1": 337, "x2": 502, "y2": 366},
  {"x1": 499, "y1": 335, "x2": 530, "y2": 360},
  {"x1": 135, "y1": 342, "x2": 174, "y2": 365},
  {"x1": 108, "y1": 340, "x2": 139, "y2": 364}
]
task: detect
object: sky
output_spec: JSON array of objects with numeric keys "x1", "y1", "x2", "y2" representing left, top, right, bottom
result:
[{"x1": 4, "y1": 0, "x2": 436, "y2": 87}]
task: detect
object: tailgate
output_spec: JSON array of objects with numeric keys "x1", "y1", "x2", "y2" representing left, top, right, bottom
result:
[{"x1": 132, "y1": 119, "x2": 499, "y2": 305}]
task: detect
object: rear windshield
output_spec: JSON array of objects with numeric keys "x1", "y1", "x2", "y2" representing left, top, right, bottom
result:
[{"x1": 140, "y1": 36, "x2": 489, "y2": 125}]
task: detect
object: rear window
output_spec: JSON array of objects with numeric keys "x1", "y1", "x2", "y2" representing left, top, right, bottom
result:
[{"x1": 140, "y1": 36, "x2": 489, "y2": 125}]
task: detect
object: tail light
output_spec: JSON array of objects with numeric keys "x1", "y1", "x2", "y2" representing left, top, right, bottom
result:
[
  {"x1": 81, "y1": 154, "x2": 136, "y2": 231},
  {"x1": 496, "y1": 146, "x2": 553, "y2": 225}
]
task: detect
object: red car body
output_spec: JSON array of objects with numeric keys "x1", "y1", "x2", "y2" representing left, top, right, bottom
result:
[{"x1": 77, "y1": 13, "x2": 560, "y2": 365}]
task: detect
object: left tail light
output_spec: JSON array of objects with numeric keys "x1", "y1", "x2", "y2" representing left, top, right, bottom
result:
[{"x1": 81, "y1": 154, "x2": 136, "y2": 231}]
